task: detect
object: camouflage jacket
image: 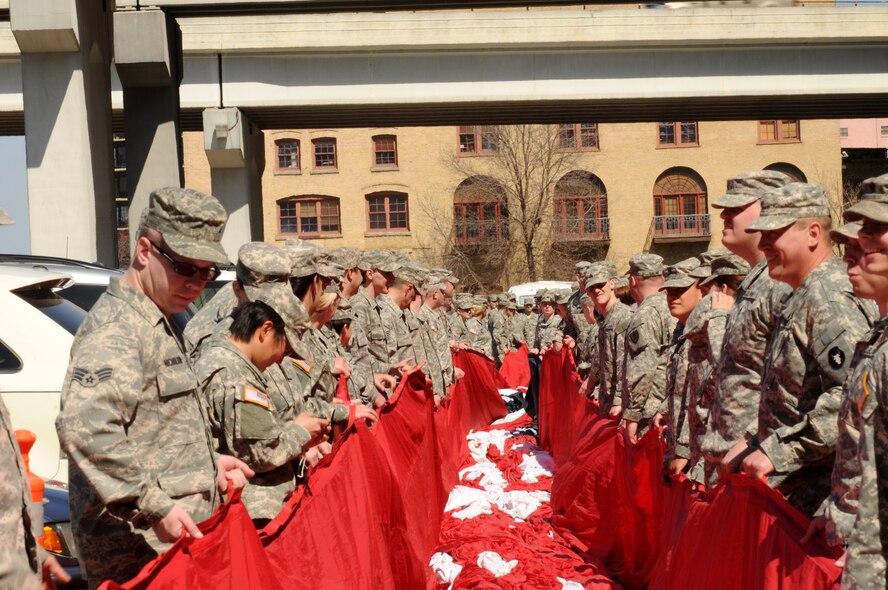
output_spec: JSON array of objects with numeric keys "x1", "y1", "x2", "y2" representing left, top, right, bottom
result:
[
  {"x1": 756, "y1": 258, "x2": 875, "y2": 516},
  {"x1": 298, "y1": 328, "x2": 351, "y2": 423},
  {"x1": 183, "y1": 283, "x2": 238, "y2": 360},
  {"x1": 576, "y1": 321, "x2": 599, "y2": 375},
  {"x1": 488, "y1": 308, "x2": 510, "y2": 362},
  {"x1": 196, "y1": 337, "x2": 310, "y2": 519},
  {"x1": 662, "y1": 322, "x2": 691, "y2": 464},
  {"x1": 592, "y1": 300, "x2": 634, "y2": 414},
  {"x1": 504, "y1": 313, "x2": 526, "y2": 347},
  {"x1": 852, "y1": 326, "x2": 888, "y2": 589},
  {"x1": 351, "y1": 289, "x2": 398, "y2": 375},
  {"x1": 703, "y1": 260, "x2": 790, "y2": 460},
  {"x1": 336, "y1": 319, "x2": 380, "y2": 406},
  {"x1": 377, "y1": 296, "x2": 416, "y2": 365},
  {"x1": 445, "y1": 309, "x2": 464, "y2": 341},
  {"x1": 523, "y1": 311, "x2": 539, "y2": 345},
  {"x1": 622, "y1": 292, "x2": 676, "y2": 426},
  {"x1": 463, "y1": 316, "x2": 493, "y2": 357},
  {"x1": 565, "y1": 289, "x2": 584, "y2": 340},
  {"x1": 683, "y1": 297, "x2": 729, "y2": 487},
  {"x1": 0, "y1": 396, "x2": 40, "y2": 590},
  {"x1": 411, "y1": 309, "x2": 447, "y2": 397},
  {"x1": 534, "y1": 313, "x2": 565, "y2": 349},
  {"x1": 421, "y1": 305, "x2": 455, "y2": 391},
  {"x1": 56, "y1": 278, "x2": 219, "y2": 585}
]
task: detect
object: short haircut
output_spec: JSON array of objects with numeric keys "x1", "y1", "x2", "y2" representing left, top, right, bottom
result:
[
  {"x1": 229, "y1": 300, "x2": 285, "y2": 343},
  {"x1": 329, "y1": 318, "x2": 351, "y2": 334},
  {"x1": 795, "y1": 216, "x2": 833, "y2": 233}
]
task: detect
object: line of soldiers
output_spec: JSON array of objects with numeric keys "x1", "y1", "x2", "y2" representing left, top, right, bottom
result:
[{"x1": 553, "y1": 170, "x2": 888, "y2": 589}]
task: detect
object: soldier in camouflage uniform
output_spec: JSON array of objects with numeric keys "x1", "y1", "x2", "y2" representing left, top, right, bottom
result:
[
  {"x1": 657, "y1": 258, "x2": 702, "y2": 481},
  {"x1": 352, "y1": 250, "x2": 410, "y2": 377},
  {"x1": 55, "y1": 188, "x2": 254, "y2": 588},
  {"x1": 581, "y1": 262, "x2": 634, "y2": 417},
  {"x1": 184, "y1": 242, "x2": 305, "y2": 360},
  {"x1": 420, "y1": 275, "x2": 460, "y2": 400},
  {"x1": 377, "y1": 264, "x2": 422, "y2": 366},
  {"x1": 818, "y1": 176, "x2": 888, "y2": 587},
  {"x1": 622, "y1": 253, "x2": 676, "y2": 443},
  {"x1": 733, "y1": 183, "x2": 876, "y2": 518},
  {"x1": 463, "y1": 295, "x2": 494, "y2": 357},
  {"x1": 565, "y1": 261, "x2": 592, "y2": 340},
  {"x1": 688, "y1": 253, "x2": 749, "y2": 487},
  {"x1": 196, "y1": 296, "x2": 329, "y2": 524},
  {"x1": 701, "y1": 171, "x2": 793, "y2": 473},
  {"x1": 574, "y1": 294, "x2": 598, "y2": 379},
  {"x1": 532, "y1": 291, "x2": 565, "y2": 353},
  {"x1": 486, "y1": 294, "x2": 508, "y2": 366},
  {"x1": 523, "y1": 289, "x2": 545, "y2": 345}
]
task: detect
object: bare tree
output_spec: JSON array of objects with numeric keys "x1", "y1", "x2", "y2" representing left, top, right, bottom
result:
[{"x1": 441, "y1": 125, "x2": 582, "y2": 283}]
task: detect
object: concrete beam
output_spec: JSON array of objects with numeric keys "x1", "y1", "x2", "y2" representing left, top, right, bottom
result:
[
  {"x1": 203, "y1": 107, "x2": 265, "y2": 254},
  {"x1": 9, "y1": 0, "x2": 79, "y2": 53},
  {"x1": 114, "y1": 9, "x2": 178, "y2": 87}
]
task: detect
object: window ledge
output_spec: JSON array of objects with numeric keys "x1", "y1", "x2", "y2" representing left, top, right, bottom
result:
[
  {"x1": 756, "y1": 140, "x2": 801, "y2": 145},
  {"x1": 371, "y1": 166, "x2": 400, "y2": 172},
  {"x1": 274, "y1": 169, "x2": 302, "y2": 176},
  {"x1": 365, "y1": 231, "x2": 411, "y2": 238},
  {"x1": 276, "y1": 233, "x2": 342, "y2": 241},
  {"x1": 310, "y1": 169, "x2": 339, "y2": 175},
  {"x1": 655, "y1": 144, "x2": 700, "y2": 149}
]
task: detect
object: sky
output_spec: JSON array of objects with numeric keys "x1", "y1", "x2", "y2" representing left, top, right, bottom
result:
[{"x1": 0, "y1": 135, "x2": 29, "y2": 254}]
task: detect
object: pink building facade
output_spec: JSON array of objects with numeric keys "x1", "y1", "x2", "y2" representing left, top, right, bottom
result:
[{"x1": 840, "y1": 118, "x2": 888, "y2": 149}]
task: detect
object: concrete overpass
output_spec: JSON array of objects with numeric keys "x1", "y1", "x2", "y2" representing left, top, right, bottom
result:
[{"x1": 1, "y1": 1, "x2": 887, "y2": 264}]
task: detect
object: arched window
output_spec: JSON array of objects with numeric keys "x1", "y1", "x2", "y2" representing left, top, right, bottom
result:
[
  {"x1": 765, "y1": 162, "x2": 807, "y2": 183},
  {"x1": 278, "y1": 196, "x2": 341, "y2": 236},
  {"x1": 653, "y1": 168, "x2": 710, "y2": 238},
  {"x1": 553, "y1": 171, "x2": 609, "y2": 240},
  {"x1": 453, "y1": 176, "x2": 508, "y2": 245},
  {"x1": 275, "y1": 139, "x2": 300, "y2": 172},
  {"x1": 366, "y1": 191, "x2": 409, "y2": 233}
]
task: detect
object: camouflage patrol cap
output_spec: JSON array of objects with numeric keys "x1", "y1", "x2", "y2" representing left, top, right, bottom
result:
[
  {"x1": 830, "y1": 221, "x2": 862, "y2": 246},
  {"x1": 315, "y1": 251, "x2": 346, "y2": 281},
  {"x1": 236, "y1": 242, "x2": 291, "y2": 300},
  {"x1": 627, "y1": 253, "x2": 665, "y2": 278},
  {"x1": 660, "y1": 257, "x2": 701, "y2": 290},
  {"x1": 575, "y1": 261, "x2": 592, "y2": 273},
  {"x1": 554, "y1": 289, "x2": 571, "y2": 305},
  {"x1": 455, "y1": 294, "x2": 474, "y2": 310},
  {"x1": 688, "y1": 248, "x2": 732, "y2": 279},
  {"x1": 745, "y1": 183, "x2": 832, "y2": 232},
  {"x1": 140, "y1": 187, "x2": 229, "y2": 264},
  {"x1": 332, "y1": 297, "x2": 354, "y2": 322},
  {"x1": 539, "y1": 290, "x2": 555, "y2": 304},
  {"x1": 507, "y1": 292, "x2": 517, "y2": 302},
  {"x1": 614, "y1": 277, "x2": 630, "y2": 291},
  {"x1": 583, "y1": 261, "x2": 618, "y2": 287},
  {"x1": 394, "y1": 264, "x2": 428, "y2": 287},
  {"x1": 843, "y1": 173, "x2": 888, "y2": 223},
  {"x1": 497, "y1": 293, "x2": 510, "y2": 305},
  {"x1": 712, "y1": 170, "x2": 792, "y2": 209},
  {"x1": 0, "y1": 207, "x2": 14, "y2": 225},
  {"x1": 356, "y1": 249, "x2": 402, "y2": 272},
  {"x1": 472, "y1": 294, "x2": 488, "y2": 307},
  {"x1": 487, "y1": 293, "x2": 498, "y2": 302},
  {"x1": 700, "y1": 253, "x2": 752, "y2": 286},
  {"x1": 506, "y1": 300, "x2": 517, "y2": 310},
  {"x1": 430, "y1": 267, "x2": 459, "y2": 285},
  {"x1": 534, "y1": 288, "x2": 548, "y2": 300},
  {"x1": 328, "y1": 247, "x2": 361, "y2": 270},
  {"x1": 253, "y1": 283, "x2": 305, "y2": 351}
]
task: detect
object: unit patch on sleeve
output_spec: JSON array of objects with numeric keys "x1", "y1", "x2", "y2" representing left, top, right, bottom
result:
[
  {"x1": 71, "y1": 367, "x2": 113, "y2": 388},
  {"x1": 243, "y1": 386, "x2": 270, "y2": 409}
]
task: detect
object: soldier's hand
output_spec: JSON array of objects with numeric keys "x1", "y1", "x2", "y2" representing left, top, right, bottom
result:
[
  {"x1": 741, "y1": 449, "x2": 775, "y2": 480},
  {"x1": 652, "y1": 412, "x2": 665, "y2": 429},
  {"x1": 354, "y1": 403, "x2": 379, "y2": 425},
  {"x1": 607, "y1": 405, "x2": 623, "y2": 419},
  {"x1": 453, "y1": 367, "x2": 465, "y2": 381},
  {"x1": 372, "y1": 393, "x2": 388, "y2": 409},
  {"x1": 393, "y1": 357, "x2": 415, "y2": 374},
  {"x1": 710, "y1": 289, "x2": 736, "y2": 310},
  {"x1": 563, "y1": 336, "x2": 576, "y2": 349},
  {"x1": 153, "y1": 505, "x2": 203, "y2": 543},
  {"x1": 434, "y1": 394, "x2": 443, "y2": 407},
  {"x1": 623, "y1": 421, "x2": 638, "y2": 445},
  {"x1": 720, "y1": 440, "x2": 753, "y2": 476},
  {"x1": 216, "y1": 455, "x2": 254, "y2": 493},
  {"x1": 373, "y1": 372, "x2": 396, "y2": 392},
  {"x1": 332, "y1": 356, "x2": 351, "y2": 378},
  {"x1": 304, "y1": 441, "x2": 333, "y2": 467},
  {"x1": 295, "y1": 413, "x2": 331, "y2": 441},
  {"x1": 41, "y1": 555, "x2": 71, "y2": 589},
  {"x1": 801, "y1": 515, "x2": 828, "y2": 545},
  {"x1": 578, "y1": 379, "x2": 589, "y2": 397},
  {"x1": 667, "y1": 458, "x2": 688, "y2": 479},
  {"x1": 552, "y1": 341, "x2": 563, "y2": 352}
]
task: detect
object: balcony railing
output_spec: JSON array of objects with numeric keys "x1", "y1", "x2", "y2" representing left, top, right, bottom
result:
[
  {"x1": 454, "y1": 219, "x2": 509, "y2": 245},
  {"x1": 652, "y1": 214, "x2": 711, "y2": 241},
  {"x1": 553, "y1": 216, "x2": 610, "y2": 241}
]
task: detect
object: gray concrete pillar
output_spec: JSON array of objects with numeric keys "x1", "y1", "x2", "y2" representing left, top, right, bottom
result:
[
  {"x1": 11, "y1": 0, "x2": 116, "y2": 264},
  {"x1": 203, "y1": 107, "x2": 265, "y2": 257},
  {"x1": 113, "y1": 9, "x2": 185, "y2": 250}
]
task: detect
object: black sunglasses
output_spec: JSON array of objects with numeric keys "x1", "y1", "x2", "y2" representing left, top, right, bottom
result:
[{"x1": 149, "y1": 241, "x2": 221, "y2": 281}]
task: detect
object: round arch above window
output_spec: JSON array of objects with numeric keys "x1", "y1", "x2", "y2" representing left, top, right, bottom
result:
[
  {"x1": 277, "y1": 195, "x2": 341, "y2": 237},
  {"x1": 764, "y1": 162, "x2": 807, "y2": 183},
  {"x1": 554, "y1": 170, "x2": 607, "y2": 198},
  {"x1": 454, "y1": 176, "x2": 507, "y2": 204},
  {"x1": 652, "y1": 167, "x2": 710, "y2": 239}
]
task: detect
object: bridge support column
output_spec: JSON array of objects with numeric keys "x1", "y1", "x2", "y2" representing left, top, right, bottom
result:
[
  {"x1": 202, "y1": 108, "x2": 265, "y2": 256},
  {"x1": 11, "y1": 0, "x2": 115, "y2": 264},
  {"x1": 114, "y1": 9, "x2": 185, "y2": 252}
]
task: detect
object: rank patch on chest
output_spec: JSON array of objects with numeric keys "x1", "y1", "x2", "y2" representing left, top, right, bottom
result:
[
  {"x1": 71, "y1": 367, "x2": 113, "y2": 388},
  {"x1": 163, "y1": 356, "x2": 184, "y2": 367},
  {"x1": 243, "y1": 386, "x2": 270, "y2": 409},
  {"x1": 828, "y1": 346, "x2": 846, "y2": 370}
]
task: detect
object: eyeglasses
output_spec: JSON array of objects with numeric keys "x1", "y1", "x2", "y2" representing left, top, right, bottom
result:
[{"x1": 149, "y1": 241, "x2": 221, "y2": 281}]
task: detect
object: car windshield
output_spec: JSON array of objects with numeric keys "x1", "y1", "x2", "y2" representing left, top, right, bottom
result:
[
  {"x1": 13, "y1": 286, "x2": 87, "y2": 337},
  {"x1": 57, "y1": 283, "x2": 107, "y2": 312}
]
